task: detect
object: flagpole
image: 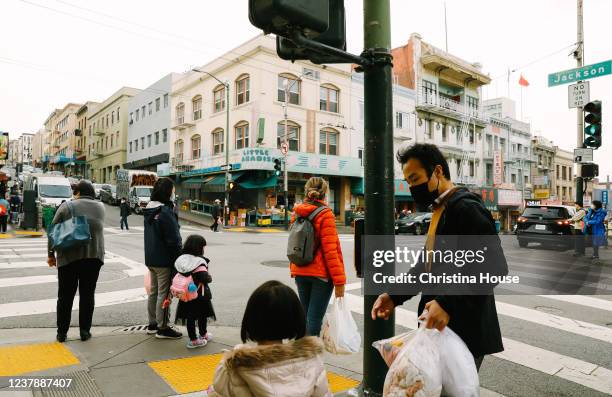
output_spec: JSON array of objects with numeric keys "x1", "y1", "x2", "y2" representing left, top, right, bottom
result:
[{"x1": 521, "y1": 86, "x2": 524, "y2": 121}]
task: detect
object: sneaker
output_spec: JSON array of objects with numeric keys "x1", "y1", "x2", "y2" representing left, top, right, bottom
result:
[
  {"x1": 156, "y1": 327, "x2": 183, "y2": 339},
  {"x1": 56, "y1": 333, "x2": 67, "y2": 343},
  {"x1": 146, "y1": 324, "x2": 158, "y2": 334},
  {"x1": 200, "y1": 332, "x2": 213, "y2": 342},
  {"x1": 187, "y1": 338, "x2": 207, "y2": 349}
]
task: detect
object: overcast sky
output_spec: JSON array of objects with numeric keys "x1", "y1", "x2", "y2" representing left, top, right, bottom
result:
[{"x1": 1, "y1": 0, "x2": 611, "y2": 177}]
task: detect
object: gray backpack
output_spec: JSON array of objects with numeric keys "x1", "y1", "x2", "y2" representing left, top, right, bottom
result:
[{"x1": 287, "y1": 205, "x2": 328, "y2": 266}]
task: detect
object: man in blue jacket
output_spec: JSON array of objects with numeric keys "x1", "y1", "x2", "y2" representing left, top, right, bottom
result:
[
  {"x1": 143, "y1": 177, "x2": 183, "y2": 339},
  {"x1": 584, "y1": 200, "x2": 606, "y2": 263}
]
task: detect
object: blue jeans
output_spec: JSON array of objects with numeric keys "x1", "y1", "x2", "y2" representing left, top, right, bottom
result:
[
  {"x1": 120, "y1": 216, "x2": 129, "y2": 230},
  {"x1": 295, "y1": 276, "x2": 334, "y2": 336}
]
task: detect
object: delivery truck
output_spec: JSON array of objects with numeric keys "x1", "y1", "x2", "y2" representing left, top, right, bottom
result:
[{"x1": 116, "y1": 170, "x2": 157, "y2": 214}]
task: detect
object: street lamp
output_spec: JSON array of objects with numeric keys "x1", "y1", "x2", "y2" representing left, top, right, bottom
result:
[
  {"x1": 281, "y1": 71, "x2": 311, "y2": 229},
  {"x1": 192, "y1": 69, "x2": 231, "y2": 226}
]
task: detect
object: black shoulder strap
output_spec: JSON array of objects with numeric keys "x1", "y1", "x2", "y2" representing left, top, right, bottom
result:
[{"x1": 307, "y1": 205, "x2": 328, "y2": 221}]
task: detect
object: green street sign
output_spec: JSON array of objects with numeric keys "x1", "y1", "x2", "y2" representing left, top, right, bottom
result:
[{"x1": 548, "y1": 60, "x2": 612, "y2": 87}]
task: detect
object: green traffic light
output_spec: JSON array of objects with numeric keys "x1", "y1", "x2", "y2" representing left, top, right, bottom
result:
[{"x1": 585, "y1": 125, "x2": 599, "y2": 136}]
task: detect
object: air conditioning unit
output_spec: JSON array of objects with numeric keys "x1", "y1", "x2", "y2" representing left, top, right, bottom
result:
[{"x1": 302, "y1": 67, "x2": 320, "y2": 81}]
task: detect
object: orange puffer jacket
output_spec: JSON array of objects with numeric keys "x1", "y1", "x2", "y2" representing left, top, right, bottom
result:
[{"x1": 290, "y1": 201, "x2": 346, "y2": 286}]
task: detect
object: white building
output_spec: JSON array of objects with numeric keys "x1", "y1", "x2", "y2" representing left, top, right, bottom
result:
[
  {"x1": 17, "y1": 133, "x2": 34, "y2": 166},
  {"x1": 126, "y1": 73, "x2": 179, "y2": 172},
  {"x1": 169, "y1": 35, "x2": 359, "y2": 221}
]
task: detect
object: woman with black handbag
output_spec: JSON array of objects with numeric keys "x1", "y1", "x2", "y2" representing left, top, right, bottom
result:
[{"x1": 47, "y1": 180, "x2": 105, "y2": 343}]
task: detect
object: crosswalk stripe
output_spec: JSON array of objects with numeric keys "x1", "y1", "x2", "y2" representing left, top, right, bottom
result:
[
  {"x1": 0, "y1": 247, "x2": 46, "y2": 253},
  {"x1": 0, "y1": 241, "x2": 47, "y2": 247},
  {"x1": 0, "y1": 257, "x2": 127, "y2": 270},
  {"x1": 103, "y1": 227, "x2": 122, "y2": 234},
  {"x1": 0, "y1": 275, "x2": 57, "y2": 288},
  {"x1": 495, "y1": 301, "x2": 612, "y2": 343},
  {"x1": 0, "y1": 253, "x2": 50, "y2": 259},
  {"x1": 540, "y1": 294, "x2": 612, "y2": 312},
  {"x1": 0, "y1": 288, "x2": 147, "y2": 319},
  {"x1": 341, "y1": 293, "x2": 612, "y2": 394}
]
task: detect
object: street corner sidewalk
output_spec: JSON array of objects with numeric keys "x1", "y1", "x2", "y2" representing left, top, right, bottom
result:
[
  {"x1": 0, "y1": 326, "x2": 361, "y2": 397},
  {"x1": 0, "y1": 229, "x2": 44, "y2": 239}
]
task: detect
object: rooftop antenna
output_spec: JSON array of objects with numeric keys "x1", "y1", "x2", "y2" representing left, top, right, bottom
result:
[{"x1": 444, "y1": 1, "x2": 449, "y2": 52}]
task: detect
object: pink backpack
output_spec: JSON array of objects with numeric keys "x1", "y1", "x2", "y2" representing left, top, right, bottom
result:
[{"x1": 170, "y1": 265, "x2": 207, "y2": 302}]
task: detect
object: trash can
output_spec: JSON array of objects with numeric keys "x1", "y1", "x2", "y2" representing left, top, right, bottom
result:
[
  {"x1": 42, "y1": 206, "x2": 56, "y2": 230},
  {"x1": 494, "y1": 220, "x2": 501, "y2": 234}
]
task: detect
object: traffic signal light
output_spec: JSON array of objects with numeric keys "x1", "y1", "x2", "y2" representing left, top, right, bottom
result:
[
  {"x1": 273, "y1": 158, "x2": 282, "y2": 177},
  {"x1": 228, "y1": 181, "x2": 236, "y2": 190},
  {"x1": 584, "y1": 100, "x2": 602, "y2": 148},
  {"x1": 276, "y1": 0, "x2": 346, "y2": 64},
  {"x1": 249, "y1": 0, "x2": 329, "y2": 38}
]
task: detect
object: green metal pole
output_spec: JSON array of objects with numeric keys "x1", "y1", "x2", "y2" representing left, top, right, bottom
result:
[{"x1": 363, "y1": 0, "x2": 395, "y2": 394}]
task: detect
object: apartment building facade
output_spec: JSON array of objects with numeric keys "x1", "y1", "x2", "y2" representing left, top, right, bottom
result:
[
  {"x1": 75, "y1": 102, "x2": 99, "y2": 177},
  {"x1": 554, "y1": 147, "x2": 575, "y2": 203},
  {"x1": 86, "y1": 87, "x2": 140, "y2": 184},
  {"x1": 169, "y1": 35, "x2": 358, "y2": 221},
  {"x1": 48, "y1": 103, "x2": 81, "y2": 174},
  {"x1": 126, "y1": 74, "x2": 178, "y2": 171},
  {"x1": 531, "y1": 136, "x2": 557, "y2": 200}
]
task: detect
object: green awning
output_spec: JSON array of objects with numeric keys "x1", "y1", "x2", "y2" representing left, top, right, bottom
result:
[
  {"x1": 202, "y1": 174, "x2": 226, "y2": 192},
  {"x1": 183, "y1": 177, "x2": 210, "y2": 187},
  {"x1": 239, "y1": 174, "x2": 278, "y2": 189}
]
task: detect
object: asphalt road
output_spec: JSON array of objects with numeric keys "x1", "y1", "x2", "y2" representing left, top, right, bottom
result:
[{"x1": 1, "y1": 201, "x2": 611, "y2": 396}]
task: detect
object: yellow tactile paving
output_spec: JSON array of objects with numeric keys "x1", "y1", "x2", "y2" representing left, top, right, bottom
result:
[
  {"x1": 327, "y1": 371, "x2": 360, "y2": 393},
  {"x1": 0, "y1": 233, "x2": 11, "y2": 239},
  {"x1": 148, "y1": 353, "x2": 359, "y2": 394},
  {"x1": 0, "y1": 342, "x2": 80, "y2": 376},
  {"x1": 148, "y1": 353, "x2": 223, "y2": 394}
]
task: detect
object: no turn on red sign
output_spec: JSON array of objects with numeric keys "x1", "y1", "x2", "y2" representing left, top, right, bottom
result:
[{"x1": 568, "y1": 81, "x2": 590, "y2": 108}]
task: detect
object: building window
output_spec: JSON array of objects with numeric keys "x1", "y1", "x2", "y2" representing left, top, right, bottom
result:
[
  {"x1": 277, "y1": 121, "x2": 300, "y2": 151},
  {"x1": 147, "y1": 102, "x2": 152, "y2": 115},
  {"x1": 155, "y1": 98, "x2": 160, "y2": 111},
  {"x1": 395, "y1": 112, "x2": 403, "y2": 129},
  {"x1": 556, "y1": 164, "x2": 560, "y2": 180},
  {"x1": 110, "y1": 135, "x2": 114, "y2": 147},
  {"x1": 163, "y1": 94, "x2": 169, "y2": 108},
  {"x1": 192, "y1": 95, "x2": 202, "y2": 121},
  {"x1": 176, "y1": 103, "x2": 185, "y2": 124},
  {"x1": 466, "y1": 95, "x2": 479, "y2": 115},
  {"x1": 511, "y1": 174, "x2": 517, "y2": 184},
  {"x1": 147, "y1": 134, "x2": 152, "y2": 148},
  {"x1": 235, "y1": 121, "x2": 249, "y2": 149},
  {"x1": 175, "y1": 139, "x2": 184, "y2": 161},
  {"x1": 116, "y1": 131, "x2": 119, "y2": 146},
  {"x1": 358, "y1": 148, "x2": 364, "y2": 165},
  {"x1": 469, "y1": 161, "x2": 475, "y2": 177},
  {"x1": 130, "y1": 112, "x2": 133, "y2": 123},
  {"x1": 141, "y1": 137, "x2": 144, "y2": 149},
  {"x1": 469, "y1": 128, "x2": 475, "y2": 145},
  {"x1": 422, "y1": 80, "x2": 437, "y2": 104},
  {"x1": 111, "y1": 111, "x2": 115, "y2": 124},
  {"x1": 319, "y1": 128, "x2": 339, "y2": 155},
  {"x1": 442, "y1": 124, "x2": 448, "y2": 142},
  {"x1": 562, "y1": 166, "x2": 567, "y2": 180},
  {"x1": 141, "y1": 106, "x2": 146, "y2": 119},
  {"x1": 320, "y1": 85, "x2": 339, "y2": 113},
  {"x1": 212, "y1": 129, "x2": 224, "y2": 154},
  {"x1": 155, "y1": 131, "x2": 159, "y2": 145},
  {"x1": 129, "y1": 142, "x2": 133, "y2": 153},
  {"x1": 163, "y1": 129, "x2": 168, "y2": 142},
  {"x1": 191, "y1": 135, "x2": 201, "y2": 159},
  {"x1": 117, "y1": 107, "x2": 120, "y2": 121},
  {"x1": 213, "y1": 85, "x2": 226, "y2": 113},
  {"x1": 235, "y1": 74, "x2": 250, "y2": 105},
  {"x1": 106, "y1": 115, "x2": 109, "y2": 128},
  {"x1": 135, "y1": 139, "x2": 138, "y2": 151},
  {"x1": 135, "y1": 109, "x2": 139, "y2": 121},
  {"x1": 277, "y1": 74, "x2": 301, "y2": 105}
]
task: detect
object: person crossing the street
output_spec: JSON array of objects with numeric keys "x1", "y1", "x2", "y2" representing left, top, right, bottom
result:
[
  {"x1": 119, "y1": 197, "x2": 130, "y2": 231},
  {"x1": 210, "y1": 199, "x2": 221, "y2": 232}
]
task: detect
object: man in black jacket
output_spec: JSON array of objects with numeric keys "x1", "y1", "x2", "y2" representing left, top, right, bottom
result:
[
  {"x1": 210, "y1": 199, "x2": 221, "y2": 232},
  {"x1": 371, "y1": 143, "x2": 508, "y2": 370},
  {"x1": 119, "y1": 198, "x2": 130, "y2": 231}
]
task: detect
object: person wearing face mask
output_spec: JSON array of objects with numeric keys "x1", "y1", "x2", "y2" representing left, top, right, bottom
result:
[
  {"x1": 371, "y1": 143, "x2": 508, "y2": 372},
  {"x1": 143, "y1": 177, "x2": 183, "y2": 339},
  {"x1": 570, "y1": 203, "x2": 586, "y2": 256},
  {"x1": 584, "y1": 200, "x2": 606, "y2": 263},
  {"x1": 119, "y1": 197, "x2": 130, "y2": 231}
]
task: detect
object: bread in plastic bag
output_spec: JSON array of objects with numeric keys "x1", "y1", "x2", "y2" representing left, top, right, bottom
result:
[
  {"x1": 321, "y1": 297, "x2": 361, "y2": 354},
  {"x1": 372, "y1": 330, "x2": 416, "y2": 367}
]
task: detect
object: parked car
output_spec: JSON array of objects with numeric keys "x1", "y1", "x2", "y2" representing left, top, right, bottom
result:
[
  {"x1": 100, "y1": 184, "x2": 118, "y2": 205},
  {"x1": 516, "y1": 205, "x2": 576, "y2": 249},
  {"x1": 395, "y1": 212, "x2": 432, "y2": 235},
  {"x1": 92, "y1": 183, "x2": 106, "y2": 199}
]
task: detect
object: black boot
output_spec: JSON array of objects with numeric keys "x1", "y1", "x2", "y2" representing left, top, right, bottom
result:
[
  {"x1": 80, "y1": 330, "x2": 92, "y2": 341},
  {"x1": 56, "y1": 332, "x2": 67, "y2": 343}
]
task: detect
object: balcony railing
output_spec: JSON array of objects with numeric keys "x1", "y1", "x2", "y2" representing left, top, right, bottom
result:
[
  {"x1": 416, "y1": 90, "x2": 488, "y2": 122},
  {"x1": 94, "y1": 128, "x2": 105, "y2": 136},
  {"x1": 172, "y1": 117, "x2": 195, "y2": 130}
]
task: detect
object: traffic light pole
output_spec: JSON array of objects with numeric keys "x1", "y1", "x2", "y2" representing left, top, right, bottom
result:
[
  {"x1": 575, "y1": 0, "x2": 584, "y2": 206},
  {"x1": 361, "y1": 0, "x2": 395, "y2": 394}
]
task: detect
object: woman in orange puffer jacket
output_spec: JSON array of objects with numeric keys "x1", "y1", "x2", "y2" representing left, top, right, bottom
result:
[{"x1": 290, "y1": 177, "x2": 346, "y2": 336}]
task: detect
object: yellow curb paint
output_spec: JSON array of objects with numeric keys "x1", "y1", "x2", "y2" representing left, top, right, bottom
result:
[
  {"x1": 0, "y1": 234, "x2": 11, "y2": 239},
  {"x1": 327, "y1": 371, "x2": 360, "y2": 393},
  {"x1": 148, "y1": 353, "x2": 359, "y2": 394},
  {"x1": 257, "y1": 229, "x2": 283, "y2": 233},
  {"x1": 0, "y1": 342, "x2": 80, "y2": 376},
  {"x1": 148, "y1": 353, "x2": 224, "y2": 394},
  {"x1": 14, "y1": 231, "x2": 44, "y2": 237},
  {"x1": 225, "y1": 228, "x2": 247, "y2": 232}
]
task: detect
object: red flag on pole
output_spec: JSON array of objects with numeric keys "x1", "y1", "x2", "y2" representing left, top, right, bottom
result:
[{"x1": 518, "y1": 74, "x2": 530, "y2": 87}]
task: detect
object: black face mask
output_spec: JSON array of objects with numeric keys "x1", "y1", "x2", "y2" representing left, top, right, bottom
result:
[{"x1": 409, "y1": 176, "x2": 440, "y2": 207}]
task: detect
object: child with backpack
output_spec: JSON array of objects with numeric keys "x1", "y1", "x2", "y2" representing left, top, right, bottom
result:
[
  {"x1": 172, "y1": 235, "x2": 216, "y2": 349},
  {"x1": 208, "y1": 280, "x2": 331, "y2": 397}
]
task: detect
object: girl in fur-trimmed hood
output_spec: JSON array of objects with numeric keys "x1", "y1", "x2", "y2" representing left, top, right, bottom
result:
[{"x1": 208, "y1": 281, "x2": 332, "y2": 397}]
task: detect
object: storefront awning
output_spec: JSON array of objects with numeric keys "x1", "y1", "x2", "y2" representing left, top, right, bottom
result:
[
  {"x1": 201, "y1": 174, "x2": 226, "y2": 192},
  {"x1": 239, "y1": 174, "x2": 278, "y2": 189},
  {"x1": 183, "y1": 176, "x2": 211, "y2": 187}
]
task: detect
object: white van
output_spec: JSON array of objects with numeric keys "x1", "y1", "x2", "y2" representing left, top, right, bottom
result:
[{"x1": 23, "y1": 174, "x2": 73, "y2": 207}]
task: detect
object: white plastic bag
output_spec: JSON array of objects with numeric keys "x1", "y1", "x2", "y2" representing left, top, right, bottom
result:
[
  {"x1": 381, "y1": 328, "x2": 443, "y2": 397},
  {"x1": 321, "y1": 297, "x2": 361, "y2": 354},
  {"x1": 438, "y1": 327, "x2": 479, "y2": 397}
]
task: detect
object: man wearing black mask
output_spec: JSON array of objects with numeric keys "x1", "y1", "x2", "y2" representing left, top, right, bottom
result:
[{"x1": 371, "y1": 143, "x2": 508, "y2": 371}]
